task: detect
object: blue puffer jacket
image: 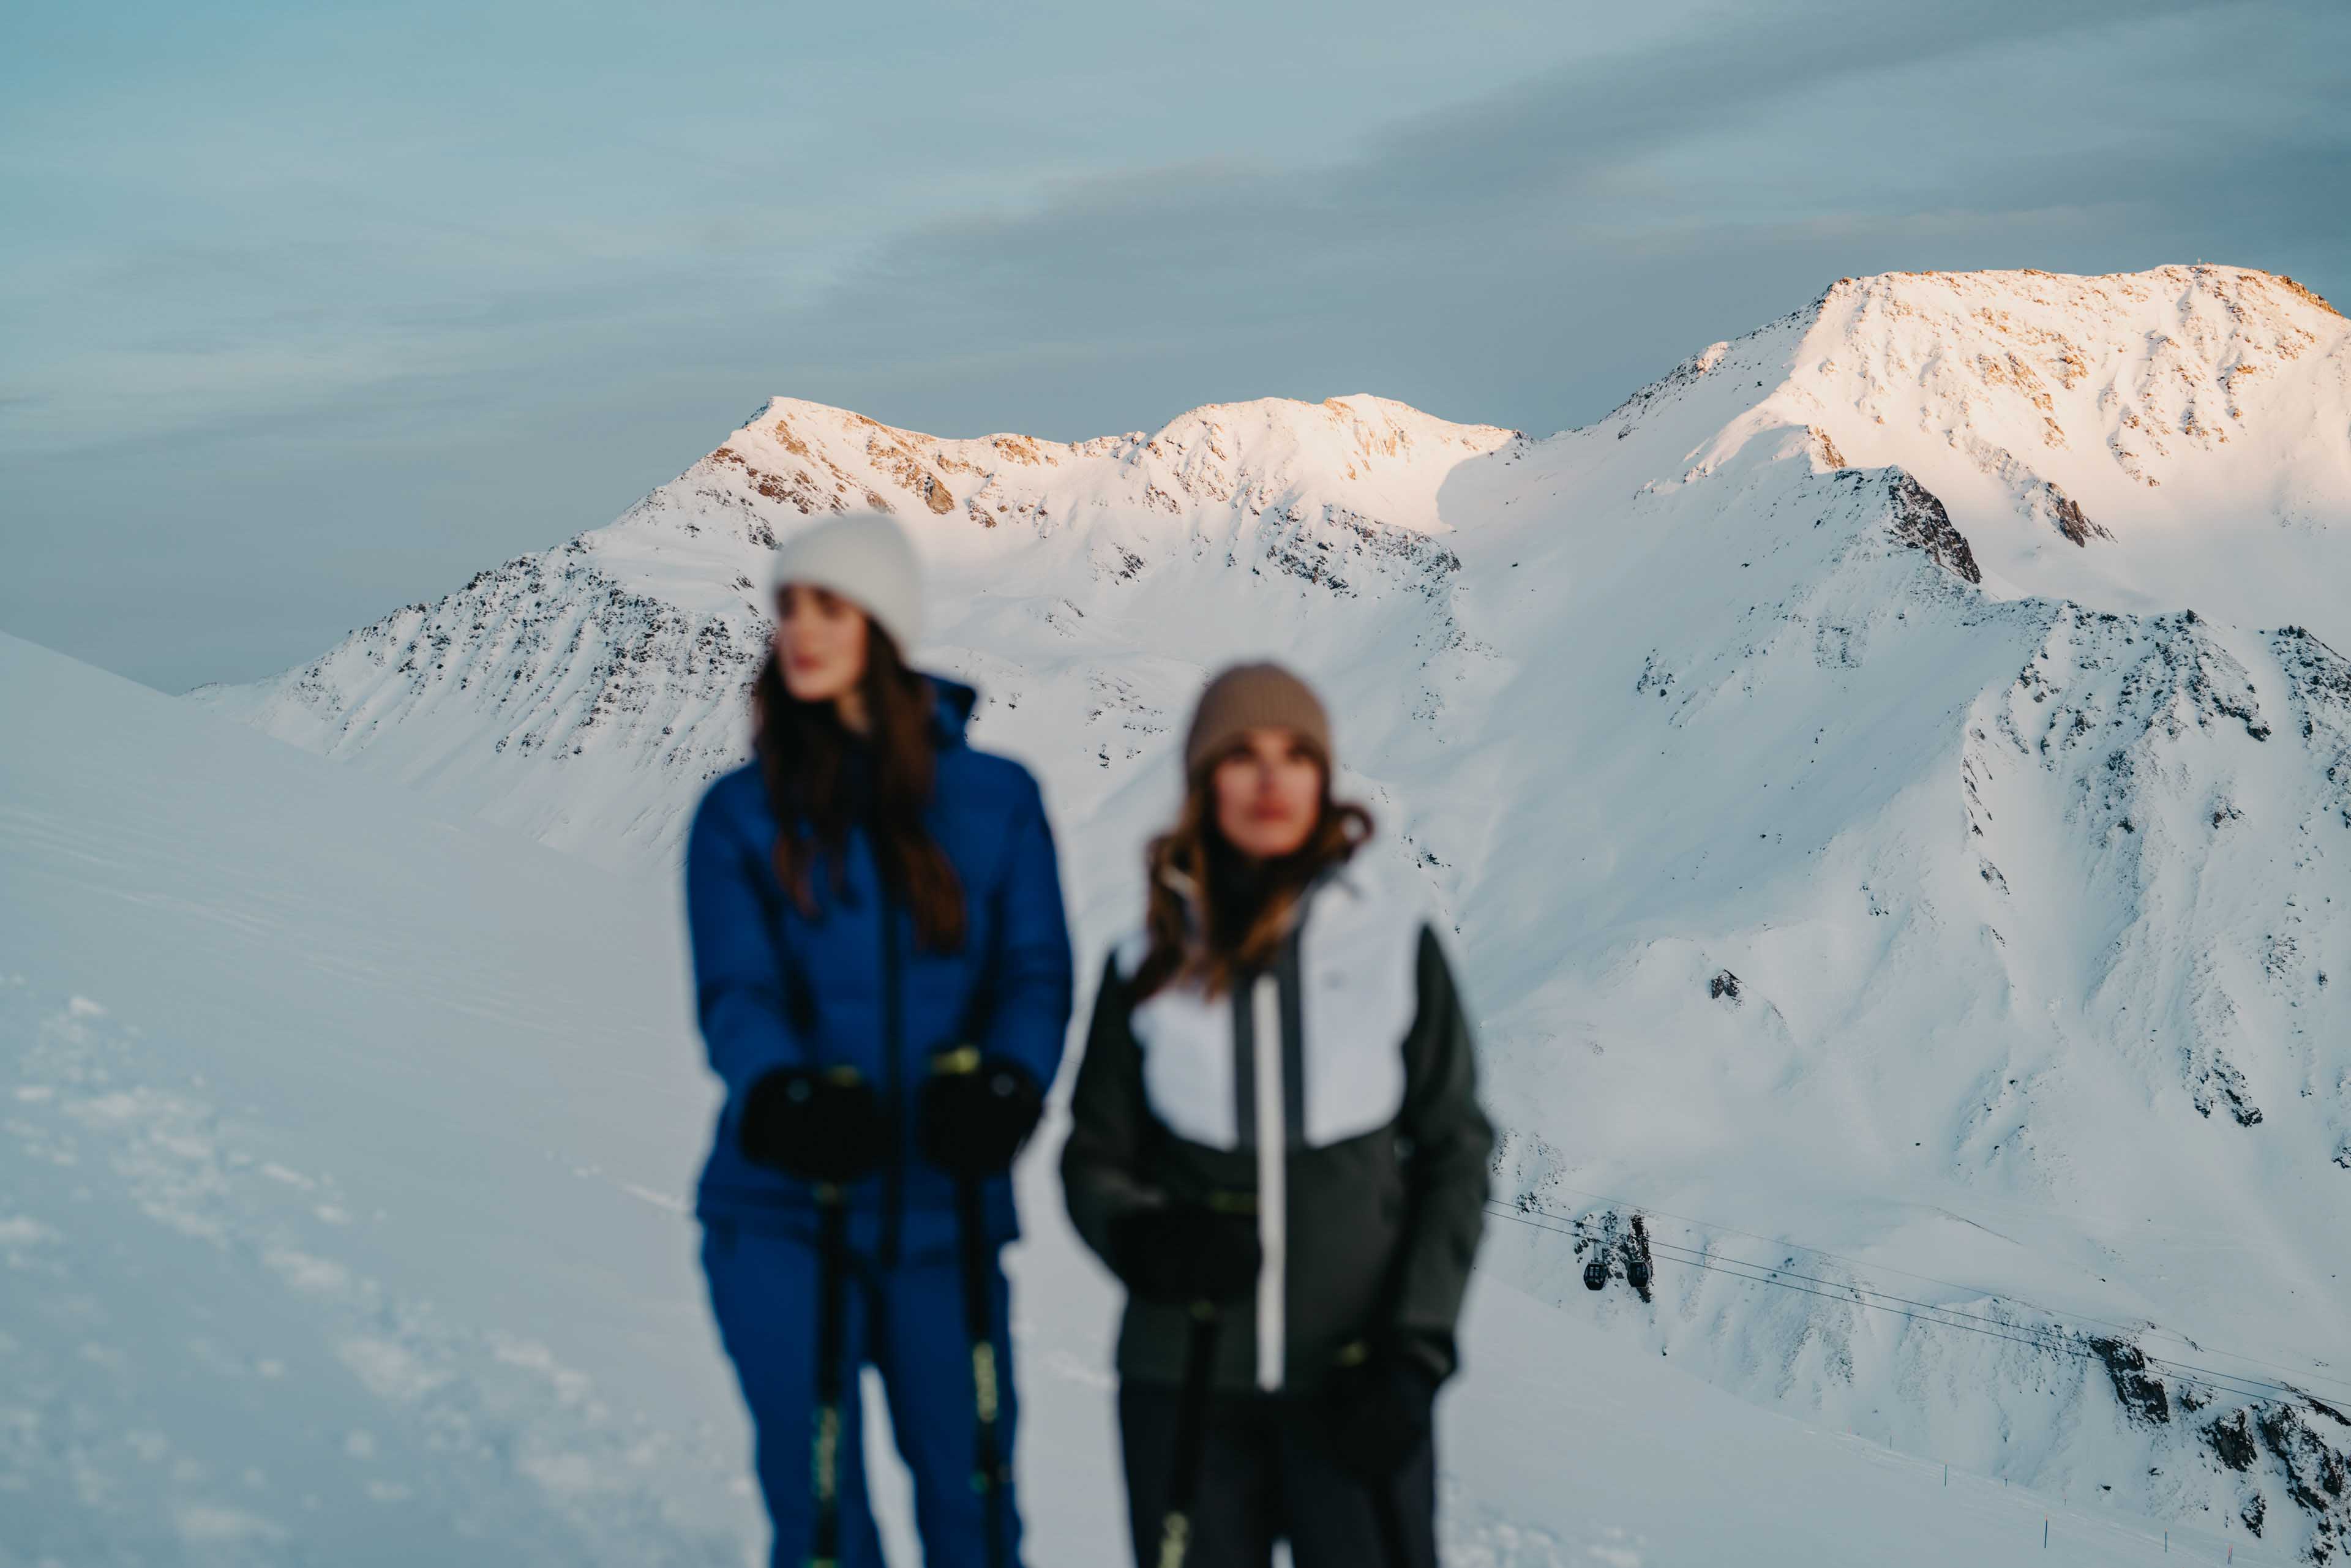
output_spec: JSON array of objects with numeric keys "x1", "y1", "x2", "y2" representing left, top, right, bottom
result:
[{"x1": 684, "y1": 680, "x2": 1073, "y2": 1261}]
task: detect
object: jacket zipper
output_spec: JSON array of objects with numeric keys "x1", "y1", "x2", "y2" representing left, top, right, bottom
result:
[
  {"x1": 1251, "y1": 972, "x2": 1285, "y2": 1392},
  {"x1": 881, "y1": 887, "x2": 904, "y2": 1269}
]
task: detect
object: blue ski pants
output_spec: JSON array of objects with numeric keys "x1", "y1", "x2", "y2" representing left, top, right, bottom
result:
[{"x1": 702, "y1": 1218, "x2": 1022, "y2": 1568}]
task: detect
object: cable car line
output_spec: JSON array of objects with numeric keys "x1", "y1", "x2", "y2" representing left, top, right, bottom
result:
[
  {"x1": 1495, "y1": 1200, "x2": 2304, "y2": 1409},
  {"x1": 1512, "y1": 1181, "x2": 2351, "y2": 1401},
  {"x1": 1484, "y1": 1202, "x2": 2324, "y2": 1415},
  {"x1": 1488, "y1": 1202, "x2": 2298, "y2": 1410},
  {"x1": 1491, "y1": 1202, "x2": 2182, "y2": 1379}
]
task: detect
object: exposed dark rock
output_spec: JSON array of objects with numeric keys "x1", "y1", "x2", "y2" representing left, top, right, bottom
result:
[
  {"x1": 2214, "y1": 1410, "x2": 2259, "y2": 1471},
  {"x1": 2277, "y1": 274, "x2": 2343, "y2": 318},
  {"x1": 1886, "y1": 473, "x2": 1982, "y2": 585},
  {"x1": 1262, "y1": 503, "x2": 1461, "y2": 601},
  {"x1": 2038, "y1": 480, "x2": 2112, "y2": 547},
  {"x1": 2091, "y1": 1337, "x2": 2171, "y2": 1426},
  {"x1": 1624, "y1": 1215, "x2": 1657, "y2": 1304},
  {"x1": 1709, "y1": 969, "x2": 1742, "y2": 1002},
  {"x1": 2260, "y1": 1407, "x2": 2351, "y2": 1519},
  {"x1": 2274, "y1": 627, "x2": 2351, "y2": 828},
  {"x1": 2203, "y1": 1400, "x2": 2351, "y2": 1559},
  {"x1": 2189, "y1": 1052, "x2": 2265, "y2": 1127},
  {"x1": 1636, "y1": 653, "x2": 1679, "y2": 699}
]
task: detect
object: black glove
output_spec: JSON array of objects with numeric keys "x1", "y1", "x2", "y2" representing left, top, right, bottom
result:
[
  {"x1": 1107, "y1": 1203, "x2": 1261, "y2": 1305},
  {"x1": 739, "y1": 1067, "x2": 887, "y2": 1184},
  {"x1": 917, "y1": 1054, "x2": 1044, "y2": 1178},
  {"x1": 1322, "y1": 1340, "x2": 1441, "y2": 1479}
]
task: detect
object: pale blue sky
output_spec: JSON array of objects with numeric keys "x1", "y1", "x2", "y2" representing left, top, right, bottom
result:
[{"x1": 4, "y1": 0, "x2": 2345, "y2": 689}]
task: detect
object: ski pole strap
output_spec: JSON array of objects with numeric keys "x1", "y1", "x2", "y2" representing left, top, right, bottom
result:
[
  {"x1": 972, "y1": 1337, "x2": 1000, "y2": 1425},
  {"x1": 809, "y1": 1190, "x2": 849, "y2": 1568},
  {"x1": 1156, "y1": 1510, "x2": 1191, "y2": 1568}
]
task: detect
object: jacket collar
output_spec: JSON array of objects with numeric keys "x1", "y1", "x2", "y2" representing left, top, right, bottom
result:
[
  {"x1": 1154, "y1": 850, "x2": 1365, "y2": 942},
  {"x1": 924, "y1": 674, "x2": 980, "y2": 748}
]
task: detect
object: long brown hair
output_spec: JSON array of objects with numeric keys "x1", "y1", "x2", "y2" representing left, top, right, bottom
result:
[
  {"x1": 1132, "y1": 747, "x2": 1372, "y2": 1000},
  {"x1": 751, "y1": 618, "x2": 966, "y2": 952}
]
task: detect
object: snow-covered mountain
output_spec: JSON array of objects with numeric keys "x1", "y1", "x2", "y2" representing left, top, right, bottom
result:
[
  {"x1": 196, "y1": 391, "x2": 1517, "y2": 866},
  {"x1": 198, "y1": 264, "x2": 2351, "y2": 1559},
  {"x1": 13, "y1": 629, "x2": 2247, "y2": 1568}
]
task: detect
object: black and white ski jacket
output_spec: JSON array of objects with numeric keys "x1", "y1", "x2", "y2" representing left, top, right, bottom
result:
[{"x1": 1060, "y1": 860, "x2": 1492, "y2": 1395}]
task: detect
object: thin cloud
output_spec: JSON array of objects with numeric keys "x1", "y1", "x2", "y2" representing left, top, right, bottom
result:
[{"x1": 3, "y1": 0, "x2": 2345, "y2": 691}]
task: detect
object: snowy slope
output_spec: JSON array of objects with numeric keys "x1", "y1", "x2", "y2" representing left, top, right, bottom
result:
[
  {"x1": 9, "y1": 629, "x2": 2284, "y2": 1568},
  {"x1": 195, "y1": 265, "x2": 2351, "y2": 1558},
  {"x1": 1, "y1": 633, "x2": 756, "y2": 1565}
]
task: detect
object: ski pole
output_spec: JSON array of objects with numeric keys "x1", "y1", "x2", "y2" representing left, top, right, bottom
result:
[
  {"x1": 1157, "y1": 1301, "x2": 1223, "y2": 1568},
  {"x1": 956, "y1": 1177, "x2": 1010, "y2": 1568},
  {"x1": 934, "y1": 1046, "x2": 1011, "y2": 1568},
  {"x1": 810, "y1": 1180, "x2": 849, "y2": 1568}
]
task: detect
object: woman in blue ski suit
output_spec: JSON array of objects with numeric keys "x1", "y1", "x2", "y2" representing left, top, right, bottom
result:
[{"x1": 686, "y1": 512, "x2": 1073, "y2": 1568}]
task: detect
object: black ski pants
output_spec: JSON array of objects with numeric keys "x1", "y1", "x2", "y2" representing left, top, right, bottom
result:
[{"x1": 1117, "y1": 1382, "x2": 1437, "y2": 1568}]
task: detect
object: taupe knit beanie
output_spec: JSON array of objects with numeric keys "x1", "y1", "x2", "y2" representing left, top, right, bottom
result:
[{"x1": 1183, "y1": 662, "x2": 1333, "y2": 777}]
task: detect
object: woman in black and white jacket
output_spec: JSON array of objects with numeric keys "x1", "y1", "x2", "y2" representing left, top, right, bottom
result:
[{"x1": 1061, "y1": 662, "x2": 1492, "y2": 1568}]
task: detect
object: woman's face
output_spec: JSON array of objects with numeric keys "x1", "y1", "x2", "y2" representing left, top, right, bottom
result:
[
  {"x1": 1211, "y1": 727, "x2": 1325, "y2": 861},
  {"x1": 775, "y1": 583, "x2": 870, "y2": 707}
]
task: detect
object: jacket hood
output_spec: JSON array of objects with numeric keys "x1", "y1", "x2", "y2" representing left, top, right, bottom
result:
[{"x1": 927, "y1": 674, "x2": 979, "y2": 746}]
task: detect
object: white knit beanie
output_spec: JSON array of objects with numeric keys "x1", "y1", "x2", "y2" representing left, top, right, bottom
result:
[{"x1": 768, "y1": 512, "x2": 926, "y2": 653}]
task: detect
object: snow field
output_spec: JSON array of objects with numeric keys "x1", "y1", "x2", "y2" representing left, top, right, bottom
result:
[{"x1": 9, "y1": 626, "x2": 2334, "y2": 1564}]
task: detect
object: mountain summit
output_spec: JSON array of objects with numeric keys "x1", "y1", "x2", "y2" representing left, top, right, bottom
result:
[
  {"x1": 199, "y1": 266, "x2": 2351, "y2": 1560},
  {"x1": 198, "y1": 264, "x2": 2350, "y2": 862}
]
